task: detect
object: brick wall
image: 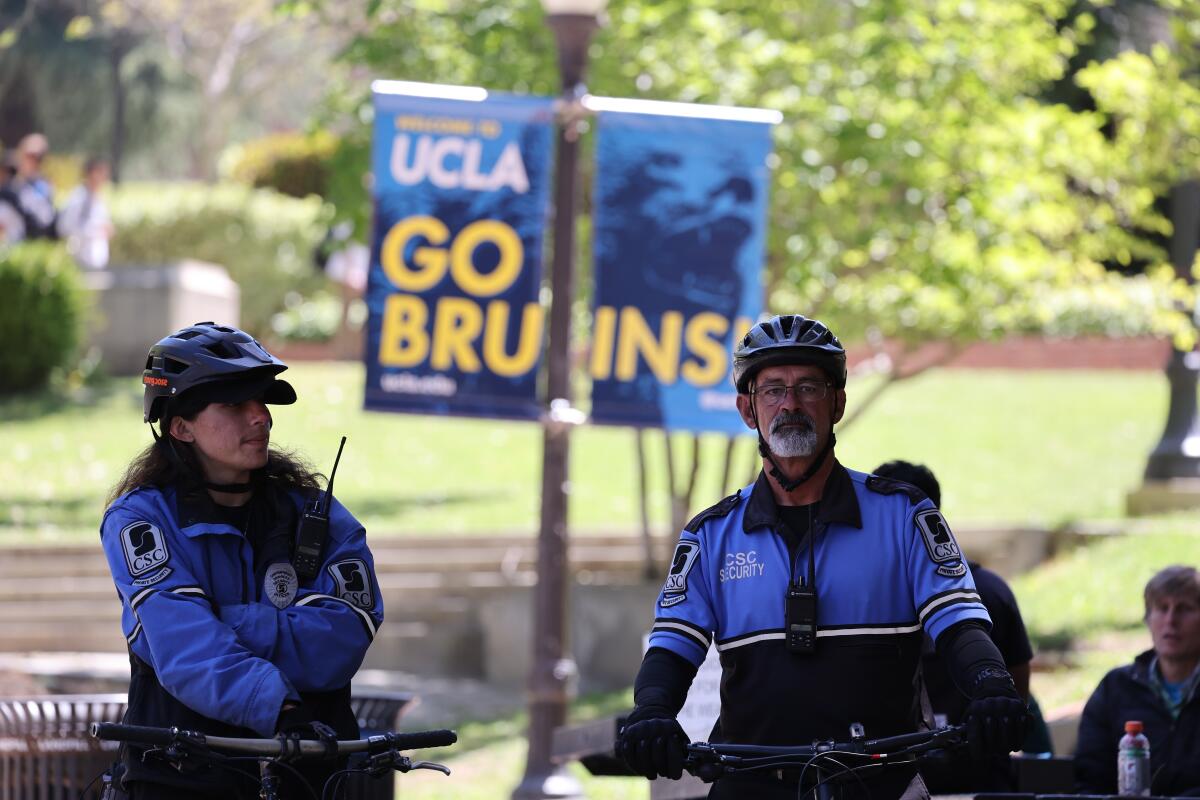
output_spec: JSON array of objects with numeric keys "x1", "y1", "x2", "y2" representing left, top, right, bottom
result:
[{"x1": 847, "y1": 336, "x2": 1172, "y2": 372}]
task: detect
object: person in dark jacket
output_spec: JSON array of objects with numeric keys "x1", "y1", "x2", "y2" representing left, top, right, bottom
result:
[
  {"x1": 873, "y1": 460, "x2": 1051, "y2": 793},
  {"x1": 1074, "y1": 564, "x2": 1200, "y2": 797}
]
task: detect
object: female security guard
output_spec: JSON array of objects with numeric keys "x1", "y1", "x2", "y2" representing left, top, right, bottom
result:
[{"x1": 100, "y1": 322, "x2": 383, "y2": 799}]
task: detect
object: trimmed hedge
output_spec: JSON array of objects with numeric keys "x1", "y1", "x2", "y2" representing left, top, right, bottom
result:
[
  {"x1": 222, "y1": 131, "x2": 339, "y2": 199},
  {"x1": 0, "y1": 242, "x2": 86, "y2": 394},
  {"x1": 107, "y1": 183, "x2": 332, "y2": 337}
]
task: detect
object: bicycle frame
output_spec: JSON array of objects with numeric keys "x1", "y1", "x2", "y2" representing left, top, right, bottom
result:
[{"x1": 91, "y1": 722, "x2": 457, "y2": 800}]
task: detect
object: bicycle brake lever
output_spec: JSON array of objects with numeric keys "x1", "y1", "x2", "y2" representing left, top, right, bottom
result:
[
  {"x1": 410, "y1": 760, "x2": 451, "y2": 776},
  {"x1": 365, "y1": 751, "x2": 409, "y2": 776}
]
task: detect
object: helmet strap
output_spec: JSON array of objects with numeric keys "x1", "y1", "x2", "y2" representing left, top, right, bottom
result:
[
  {"x1": 749, "y1": 390, "x2": 836, "y2": 493},
  {"x1": 150, "y1": 419, "x2": 255, "y2": 494},
  {"x1": 759, "y1": 431, "x2": 835, "y2": 493}
]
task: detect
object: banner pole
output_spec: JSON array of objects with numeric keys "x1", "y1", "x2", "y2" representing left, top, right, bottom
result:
[{"x1": 512, "y1": 9, "x2": 600, "y2": 800}]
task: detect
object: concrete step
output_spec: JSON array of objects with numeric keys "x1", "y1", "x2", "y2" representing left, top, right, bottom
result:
[
  {"x1": 0, "y1": 593, "x2": 477, "y2": 621},
  {"x1": 0, "y1": 536, "x2": 661, "y2": 578},
  {"x1": 0, "y1": 573, "x2": 546, "y2": 602}
]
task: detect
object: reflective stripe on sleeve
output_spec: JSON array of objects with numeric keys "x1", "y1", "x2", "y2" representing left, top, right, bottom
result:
[
  {"x1": 295, "y1": 593, "x2": 378, "y2": 640},
  {"x1": 650, "y1": 618, "x2": 711, "y2": 650},
  {"x1": 917, "y1": 590, "x2": 982, "y2": 623}
]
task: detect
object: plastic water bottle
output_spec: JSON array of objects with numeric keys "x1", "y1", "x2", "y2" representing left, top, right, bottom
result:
[{"x1": 1118, "y1": 720, "x2": 1151, "y2": 796}]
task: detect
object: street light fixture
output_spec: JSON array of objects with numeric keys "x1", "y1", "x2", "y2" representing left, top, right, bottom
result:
[
  {"x1": 1129, "y1": 181, "x2": 1200, "y2": 513},
  {"x1": 512, "y1": 1, "x2": 606, "y2": 798}
]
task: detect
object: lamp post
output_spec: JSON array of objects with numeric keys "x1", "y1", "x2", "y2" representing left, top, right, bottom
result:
[
  {"x1": 512, "y1": 1, "x2": 605, "y2": 798},
  {"x1": 1132, "y1": 181, "x2": 1200, "y2": 508}
]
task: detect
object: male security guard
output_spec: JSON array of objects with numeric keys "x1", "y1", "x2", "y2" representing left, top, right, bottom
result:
[
  {"x1": 100, "y1": 322, "x2": 383, "y2": 799},
  {"x1": 616, "y1": 314, "x2": 1026, "y2": 799}
]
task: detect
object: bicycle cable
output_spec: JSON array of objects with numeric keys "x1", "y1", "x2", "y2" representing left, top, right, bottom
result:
[{"x1": 220, "y1": 754, "x2": 321, "y2": 800}]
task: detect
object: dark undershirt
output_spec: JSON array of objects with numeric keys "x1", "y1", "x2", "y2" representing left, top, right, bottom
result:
[
  {"x1": 776, "y1": 503, "x2": 816, "y2": 578},
  {"x1": 208, "y1": 496, "x2": 273, "y2": 557},
  {"x1": 209, "y1": 501, "x2": 250, "y2": 532}
]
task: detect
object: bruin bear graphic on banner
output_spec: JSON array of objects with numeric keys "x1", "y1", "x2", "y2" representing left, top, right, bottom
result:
[
  {"x1": 915, "y1": 509, "x2": 962, "y2": 564},
  {"x1": 328, "y1": 559, "x2": 374, "y2": 610},
  {"x1": 120, "y1": 521, "x2": 169, "y2": 577}
]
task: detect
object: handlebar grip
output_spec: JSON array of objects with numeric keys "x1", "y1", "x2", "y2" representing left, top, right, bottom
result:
[
  {"x1": 383, "y1": 729, "x2": 457, "y2": 750},
  {"x1": 91, "y1": 722, "x2": 183, "y2": 746}
]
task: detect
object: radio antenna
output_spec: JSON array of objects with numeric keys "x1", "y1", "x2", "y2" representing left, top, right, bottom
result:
[{"x1": 322, "y1": 436, "x2": 347, "y2": 516}]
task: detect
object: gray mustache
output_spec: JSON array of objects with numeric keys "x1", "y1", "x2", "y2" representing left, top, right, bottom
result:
[{"x1": 770, "y1": 412, "x2": 814, "y2": 435}]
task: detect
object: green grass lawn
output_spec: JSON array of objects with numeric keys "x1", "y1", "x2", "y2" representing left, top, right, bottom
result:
[{"x1": 0, "y1": 363, "x2": 1180, "y2": 542}]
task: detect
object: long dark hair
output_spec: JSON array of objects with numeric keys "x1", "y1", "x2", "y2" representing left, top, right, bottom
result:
[{"x1": 107, "y1": 412, "x2": 323, "y2": 506}]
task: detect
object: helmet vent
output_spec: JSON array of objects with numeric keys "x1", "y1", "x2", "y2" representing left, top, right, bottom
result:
[
  {"x1": 172, "y1": 330, "x2": 203, "y2": 341},
  {"x1": 779, "y1": 316, "x2": 794, "y2": 337},
  {"x1": 204, "y1": 341, "x2": 239, "y2": 360},
  {"x1": 163, "y1": 357, "x2": 189, "y2": 374}
]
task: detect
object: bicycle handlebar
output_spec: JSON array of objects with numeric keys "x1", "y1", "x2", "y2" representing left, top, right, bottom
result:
[
  {"x1": 690, "y1": 724, "x2": 966, "y2": 759},
  {"x1": 90, "y1": 722, "x2": 458, "y2": 757},
  {"x1": 684, "y1": 724, "x2": 967, "y2": 780}
]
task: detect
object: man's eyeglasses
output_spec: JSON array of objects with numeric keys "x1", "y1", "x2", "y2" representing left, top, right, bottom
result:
[{"x1": 751, "y1": 380, "x2": 831, "y2": 405}]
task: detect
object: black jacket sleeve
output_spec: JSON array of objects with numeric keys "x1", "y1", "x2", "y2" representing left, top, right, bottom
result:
[
  {"x1": 633, "y1": 647, "x2": 700, "y2": 715},
  {"x1": 1074, "y1": 673, "x2": 1118, "y2": 794},
  {"x1": 935, "y1": 620, "x2": 1012, "y2": 697}
]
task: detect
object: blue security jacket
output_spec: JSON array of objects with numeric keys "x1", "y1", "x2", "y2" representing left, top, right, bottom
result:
[
  {"x1": 647, "y1": 464, "x2": 990, "y2": 745},
  {"x1": 100, "y1": 484, "x2": 383, "y2": 738}
]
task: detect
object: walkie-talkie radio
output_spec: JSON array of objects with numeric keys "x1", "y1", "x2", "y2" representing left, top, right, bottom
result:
[
  {"x1": 785, "y1": 580, "x2": 817, "y2": 653},
  {"x1": 293, "y1": 436, "x2": 346, "y2": 581}
]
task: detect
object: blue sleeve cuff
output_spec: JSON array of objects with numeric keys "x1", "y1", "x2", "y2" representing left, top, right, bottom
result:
[
  {"x1": 925, "y1": 604, "x2": 990, "y2": 643},
  {"x1": 647, "y1": 631, "x2": 709, "y2": 667}
]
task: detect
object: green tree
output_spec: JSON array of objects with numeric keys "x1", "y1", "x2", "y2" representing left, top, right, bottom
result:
[
  {"x1": 314, "y1": 0, "x2": 1199, "y2": 523},
  {"x1": 318, "y1": 0, "x2": 1194, "y2": 342}
]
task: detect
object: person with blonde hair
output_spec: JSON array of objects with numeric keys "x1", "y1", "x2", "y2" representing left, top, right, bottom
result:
[{"x1": 1075, "y1": 565, "x2": 1200, "y2": 796}]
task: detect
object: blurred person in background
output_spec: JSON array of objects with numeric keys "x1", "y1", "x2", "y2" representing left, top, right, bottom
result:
[
  {"x1": 0, "y1": 152, "x2": 25, "y2": 244},
  {"x1": 1075, "y1": 565, "x2": 1200, "y2": 797},
  {"x1": 873, "y1": 459, "x2": 1052, "y2": 793},
  {"x1": 8, "y1": 133, "x2": 58, "y2": 240},
  {"x1": 57, "y1": 156, "x2": 114, "y2": 269}
]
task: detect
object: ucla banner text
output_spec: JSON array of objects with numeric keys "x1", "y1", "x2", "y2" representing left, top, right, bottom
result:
[
  {"x1": 364, "y1": 82, "x2": 555, "y2": 420},
  {"x1": 589, "y1": 99, "x2": 776, "y2": 433}
]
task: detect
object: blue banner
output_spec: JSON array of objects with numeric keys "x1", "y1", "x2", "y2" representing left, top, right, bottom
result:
[
  {"x1": 364, "y1": 83, "x2": 555, "y2": 420},
  {"x1": 589, "y1": 103, "x2": 775, "y2": 433}
]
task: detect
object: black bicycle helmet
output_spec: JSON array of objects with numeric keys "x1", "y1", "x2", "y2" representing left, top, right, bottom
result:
[
  {"x1": 142, "y1": 321, "x2": 296, "y2": 423},
  {"x1": 732, "y1": 314, "x2": 846, "y2": 393}
]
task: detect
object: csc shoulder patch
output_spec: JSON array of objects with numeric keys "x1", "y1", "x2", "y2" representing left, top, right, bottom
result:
[
  {"x1": 660, "y1": 540, "x2": 701, "y2": 604},
  {"x1": 683, "y1": 491, "x2": 741, "y2": 533},
  {"x1": 120, "y1": 521, "x2": 170, "y2": 577},
  {"x1": 866, "y1": 475, "x2": 927, "y2": 505},
  {"x1": 915, "y1": 509, "x2": 962, "y2": 564},
  {"x1": 327, "y1": 559, "x2": 375, "y2": 610}
]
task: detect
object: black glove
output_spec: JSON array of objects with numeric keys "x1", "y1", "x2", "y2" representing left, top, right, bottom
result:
[
  {"x1": 964, "y1": 670, "x2": 1028, "y2": 760},
  {"x1": 275, "y1": 703, "x2": 339, "y2": 763},
  {"x1": 616, "y1": 705, "x2": 688, "y2": 780},
  {"x1": 275, "y1": 702, "x2": 315, "y2": 734}
]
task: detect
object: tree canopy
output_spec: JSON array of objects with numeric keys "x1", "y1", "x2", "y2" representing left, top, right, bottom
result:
[{"x1": 315, "y1": 0, "x2": 1197, "y2": 373}]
